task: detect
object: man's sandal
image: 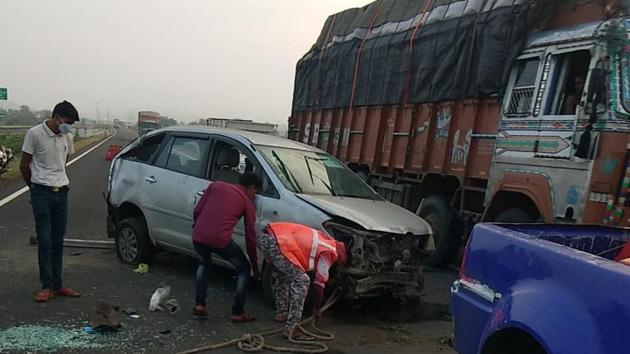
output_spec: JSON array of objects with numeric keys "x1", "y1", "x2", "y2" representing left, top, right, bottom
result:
[
  {"x1": 230, "y1": 312, "x2": 256, "y2": 323},
  {"x1": 193, "y1": 305, "x2": 208, "y2": 318},
  {"x1": 35, "y1": 289, "x2": 55, "y2": 303},
  {"x1": 55, "y1": 287, "x2": 80, "y2": 297}
]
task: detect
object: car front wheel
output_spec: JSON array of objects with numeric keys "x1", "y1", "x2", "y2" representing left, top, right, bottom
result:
[{"x1": 115, "y1": 217, "x2": 154, "y2": 265}]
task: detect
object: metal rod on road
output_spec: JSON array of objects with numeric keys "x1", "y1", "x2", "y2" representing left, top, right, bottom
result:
[{"x1": 63, "y1": 238, "x2": 114, "y2": 249}]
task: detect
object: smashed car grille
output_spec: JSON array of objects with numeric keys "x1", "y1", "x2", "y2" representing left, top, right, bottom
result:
[{"x1": 324, "y1": 221, "x2": 424, "y2": 298}]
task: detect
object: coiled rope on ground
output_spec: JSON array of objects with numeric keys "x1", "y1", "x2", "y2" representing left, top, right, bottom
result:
[{"x1": 176, "y1": 289, "x2": 342, "y2": 354}]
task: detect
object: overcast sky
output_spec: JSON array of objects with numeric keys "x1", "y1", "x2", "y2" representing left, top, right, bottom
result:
[{"x1": 0, "y1": 0, "x2": 371, "y2": 124}]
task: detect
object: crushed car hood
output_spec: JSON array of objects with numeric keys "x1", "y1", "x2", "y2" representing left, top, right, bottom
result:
[{"x1": 297, "y1": 194, "x2": 432, "y2": 235}]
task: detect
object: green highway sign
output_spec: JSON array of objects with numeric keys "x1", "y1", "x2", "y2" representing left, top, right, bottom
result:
[{"x1": 0, "y1": 88, "x2": 6, "y2": 100}]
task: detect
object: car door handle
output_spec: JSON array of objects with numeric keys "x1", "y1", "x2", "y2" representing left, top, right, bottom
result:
[{"x1": 144, "y1": 176, "x2": 157, "y2": 184}]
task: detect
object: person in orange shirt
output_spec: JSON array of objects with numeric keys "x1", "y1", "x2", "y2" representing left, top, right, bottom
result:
[{"x1": 257, "y1": 222, "x2": 348, "y2": 340}]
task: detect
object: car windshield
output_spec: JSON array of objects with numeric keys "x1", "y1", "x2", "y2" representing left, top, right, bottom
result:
[{"x1": 257, "y1": 145, "x2": 380, "y2": 200}]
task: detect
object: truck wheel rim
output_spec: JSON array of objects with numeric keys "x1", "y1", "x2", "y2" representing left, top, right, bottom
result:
[{"x1": 119, "y1": 227, "x2": 138, "y2": 263}]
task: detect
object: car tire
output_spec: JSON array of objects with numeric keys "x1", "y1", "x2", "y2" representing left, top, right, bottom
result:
[
  {"x1": 494, "y1": 208, "x2": 535, "y2": 223},
  {"x1": 417, "y1": 195, "x2": 460, "y2": 267},
  {"x1": 115, "y1": 217, "x2": 155, "y2": 265}
]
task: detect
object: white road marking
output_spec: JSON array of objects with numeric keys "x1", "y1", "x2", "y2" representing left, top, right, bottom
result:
[{"x1": 0, "y1": 132, "x2": 116, "y2": 208}]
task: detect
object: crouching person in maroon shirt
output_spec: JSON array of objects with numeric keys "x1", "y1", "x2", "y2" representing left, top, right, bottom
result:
[{"x1": 191, "y1": 173, "x2": 262, "y2": 322}]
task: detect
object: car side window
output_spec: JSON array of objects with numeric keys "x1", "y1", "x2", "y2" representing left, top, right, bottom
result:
[
  {"x1": 210, "y1": 141, "x2": 249, "y2": 184},
  {"x1": 160, "y1": 137, "x2": 209, "y2": 178},
  {"x1": 124, "y1": 133, "x2": 166, "y2": 163},
  {"x1": 210, "y1": 140, "x2": 278, "y2": 198},
  {"x1": 154, "y1": 137, "x2": 175, "y2": 168}
]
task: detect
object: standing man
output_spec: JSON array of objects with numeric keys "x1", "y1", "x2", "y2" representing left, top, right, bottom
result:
[
  {"x1": 257, "y1": 222, "x2": 348, "y2": 340},
  {"x1": 20, "y1": 100, "x2": 80, "y2": 303},
  {"x1": 192, "y1": 173, "x2": 262, "y2": 322}
]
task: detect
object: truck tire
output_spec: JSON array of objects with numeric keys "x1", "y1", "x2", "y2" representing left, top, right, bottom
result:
[
  {"x1": 495, "y1": 208, "x2": 535, "y2": 223},
  {"x1": 115, "y1": 217, "x2": 155, "y2": 265},
  {"x1": 417, "y1": 196, "x2": 460, "y2": 267}
]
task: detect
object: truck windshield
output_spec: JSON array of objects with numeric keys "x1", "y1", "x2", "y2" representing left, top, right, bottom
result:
[
  {"x1": 139, "y1": 121, "x2": 159, "y2": 129},
  {"x1": 621, "y1": 52, "x2": 630, "y2": 112},
  {"x1": 257, "y1": 145, "x2": 380, "y2": 200}
]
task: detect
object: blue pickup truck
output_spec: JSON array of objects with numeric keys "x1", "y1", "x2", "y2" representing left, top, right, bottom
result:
[{"x1": 450, "y1": 223, "x2": 630, "y2": 354}]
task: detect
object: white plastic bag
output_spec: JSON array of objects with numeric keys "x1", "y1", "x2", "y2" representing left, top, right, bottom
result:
[{"x1": 149, "y1": 286, "x2": 171, "y2": 312}]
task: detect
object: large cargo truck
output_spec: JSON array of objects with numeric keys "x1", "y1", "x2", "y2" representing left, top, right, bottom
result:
[
  {"x1": 137, "y1": 111, "x2": 161, "y2": 136},
  {"x1": 289, "y1": 0, "x2": 630, "y2": 265}
]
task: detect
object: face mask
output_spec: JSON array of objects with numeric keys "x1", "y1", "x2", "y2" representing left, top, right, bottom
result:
[{"x1": 59, "y1": 122, "x2": 72, "y2": 135}]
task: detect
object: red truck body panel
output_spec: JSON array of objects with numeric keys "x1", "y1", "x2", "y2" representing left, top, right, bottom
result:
[{"x1": 290, "y1": 98, "x2": 501, "y2": 184}]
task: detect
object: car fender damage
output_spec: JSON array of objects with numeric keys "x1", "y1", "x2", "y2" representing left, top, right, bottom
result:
[{"x1": 324, "y1": 220, "x2": 426, "y2": 301}]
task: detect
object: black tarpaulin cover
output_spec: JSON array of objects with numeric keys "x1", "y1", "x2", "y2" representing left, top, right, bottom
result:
[{"x1": 292, "y1": 0, "x2": 548, "y2": 112}]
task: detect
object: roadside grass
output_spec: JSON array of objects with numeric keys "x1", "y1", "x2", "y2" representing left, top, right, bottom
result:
[{"x1": 0, "y1": 130, "x2": 113, "y2": 187}]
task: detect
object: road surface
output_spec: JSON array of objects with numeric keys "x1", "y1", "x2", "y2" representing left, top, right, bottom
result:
[{"x1": 0, "y1": 127, "x2": 456, "y2": 354}]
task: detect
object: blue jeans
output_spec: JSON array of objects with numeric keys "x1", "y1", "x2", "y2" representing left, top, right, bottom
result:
[
  {"x1": 194, "y1": 241, "x2": 250, "y2": 315},
  {"x1": 30, "y1": 184, "x2": 68, "y2": 290}
]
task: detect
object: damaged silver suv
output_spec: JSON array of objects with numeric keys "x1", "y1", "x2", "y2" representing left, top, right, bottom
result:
[{"x1": 106, "y1": 126, "x2": 433, "y2": 303}]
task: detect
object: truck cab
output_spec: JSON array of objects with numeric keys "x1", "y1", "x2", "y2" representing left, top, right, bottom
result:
[{"x1": 485, "y1": 19, "x2": 630, "y2": 227}]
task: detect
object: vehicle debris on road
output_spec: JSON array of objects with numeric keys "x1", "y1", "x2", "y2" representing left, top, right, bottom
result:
[
  {"x1": 149, "y1": 286, "x2": 171, "y2": 312},
  {"x1": 123, "y1": 307, "x2": 137, "y2": 316},
  {"x1": 88, "y1": 301, "x2": 123, "y2": 331},
  {"x1": 63, "y1": 238, "x2": 115, "y2": 249},
  {"x1": 133, "y1": 262, "x2": 150, "y2": 274},
  {"x1": 165, "y1": 298, "x2": 179, "y2": 314},
  {"x1": 82, "y1": 326, "x2": 97, "y2": 334}
]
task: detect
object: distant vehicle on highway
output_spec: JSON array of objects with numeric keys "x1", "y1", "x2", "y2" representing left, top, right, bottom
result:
[
  {"x1": 450, "y1": 223, "x2": 630, "y2": 354},
  {"x1": 137, "y1": 111, "x2": 160, "y2": 136},
  {"x1": 105, "y1": 126, "x2": 433, "y2": 304},
  {"x1": 0, "y1": 146, "x2": 14, "y2": 176}
]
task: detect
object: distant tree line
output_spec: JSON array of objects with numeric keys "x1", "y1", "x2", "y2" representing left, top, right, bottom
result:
[
  {"x1": 0, "y1": 106, "x2": 52, "y2": 126},
  {"x1": 160, "y1": 116, "x2": 178, "y2": 127}
]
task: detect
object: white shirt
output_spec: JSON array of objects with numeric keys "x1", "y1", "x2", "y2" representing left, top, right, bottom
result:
[{"x1": 22, "y1": 122, "x2": 75, "y2": 187}]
